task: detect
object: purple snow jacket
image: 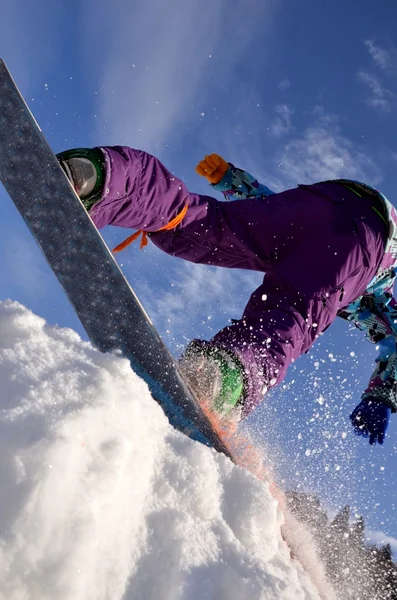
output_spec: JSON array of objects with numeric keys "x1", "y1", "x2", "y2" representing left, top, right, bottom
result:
[{"x1": 89, "y1": 146, "x2": 390, "y2": 417}]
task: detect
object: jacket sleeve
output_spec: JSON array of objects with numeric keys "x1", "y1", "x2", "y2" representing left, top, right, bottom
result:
[
  {"x1": 352, "y1": 293, "x2": 397, "y2": 412},
  {"x1": 211, "y1": 163, "x2": 276, "y2": 201}
]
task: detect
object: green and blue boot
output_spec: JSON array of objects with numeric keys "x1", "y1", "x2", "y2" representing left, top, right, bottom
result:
[{"x1": 179, "y1": 340, "x2": 245, "y2": 418}]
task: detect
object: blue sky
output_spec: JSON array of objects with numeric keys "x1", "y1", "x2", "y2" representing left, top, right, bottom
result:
[{"x1": 1, "y1": 0, "x2": 397, "y2": 554}]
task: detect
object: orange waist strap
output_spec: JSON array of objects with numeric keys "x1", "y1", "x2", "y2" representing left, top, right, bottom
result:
[{"x1": 112, "y1": 202, "x2": 189, "y2": 253}]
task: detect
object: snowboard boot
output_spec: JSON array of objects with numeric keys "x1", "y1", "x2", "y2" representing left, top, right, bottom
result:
[
  {"x1": 179, "y1": 340, "x2": 245, "y2": 418},
  {"x1": 57, "y1": 148, "x2": 106, "y2": 211}
]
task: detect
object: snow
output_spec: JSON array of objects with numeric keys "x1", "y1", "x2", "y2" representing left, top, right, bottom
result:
[{"x1": 0, "y1": 300, "x2": 332, "y2": 600}]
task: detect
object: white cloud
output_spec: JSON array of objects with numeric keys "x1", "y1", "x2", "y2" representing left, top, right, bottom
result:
[
  {"x1": 278, "y1": 78, "x2": 290, "y2": 92},
  {"x1": 85, "y1": 0, "x2": 277, "y2": 151},
  {"x1": 270, "y1": 104, "x2": 293, "y2": 137},
  {"x1": 364, "y1": 40, "x2": 393, "y2": 71},
  {"x1": 358, "y1": 40, "x2": 397, "y2": 112},
  {"x1": 357, "y1": 70, "x2": 394, "y2": 112},
  {"x1": 277, "y1": 108, "x2": 382, "y2": 186}
]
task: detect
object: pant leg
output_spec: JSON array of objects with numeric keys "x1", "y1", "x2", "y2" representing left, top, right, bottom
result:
[
  {"x1": 90, "y1": 146, "x2": 267, "y2": 270},
  {"x1": 212, "y1": 197, "x2": 386, "y2": 416},
  {"x1": 92, "y1": 147, "x2": 386, "y2": 279},
  {"x1": 92, "y1": 147, "x2": 362, "y2": 273}
]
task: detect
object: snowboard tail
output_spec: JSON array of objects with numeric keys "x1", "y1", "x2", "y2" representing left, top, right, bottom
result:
[{"x1": 0, "y1": 59, "x2": 232, "y2": 457}]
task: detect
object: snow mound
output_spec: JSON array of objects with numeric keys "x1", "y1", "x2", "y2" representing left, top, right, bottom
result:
[{"x1": 0, "y1": 300, "x2": 325, "y2": 600}]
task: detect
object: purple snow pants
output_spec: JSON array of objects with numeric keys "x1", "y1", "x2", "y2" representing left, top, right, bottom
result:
[{"x1": 90, "y1": 147, "x2": 387, "y2": 416}]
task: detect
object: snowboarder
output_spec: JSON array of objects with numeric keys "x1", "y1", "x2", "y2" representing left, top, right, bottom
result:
[{"x1": 57, "y1": 146, "x2": 397, "y2": 445}]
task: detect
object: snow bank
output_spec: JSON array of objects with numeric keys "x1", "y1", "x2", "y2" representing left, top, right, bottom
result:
[{"x1": 0, "y1": 300, "x2": 326, "y2": 600}]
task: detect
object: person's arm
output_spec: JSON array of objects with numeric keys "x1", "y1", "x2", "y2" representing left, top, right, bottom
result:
[
  {"x1": 347, "y1": 292, "x2": 397, "y2": 444},
  {"x1": 196, "y1": 154, "x2": 275, "y2": 201},
  {"x1": 361, "y1": 292, "x2": 397, "y2": 409}
]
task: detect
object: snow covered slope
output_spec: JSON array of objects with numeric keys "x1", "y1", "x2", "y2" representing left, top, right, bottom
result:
[{"x1": 0, "y1": 300, "x2": 331, "y2": 600}]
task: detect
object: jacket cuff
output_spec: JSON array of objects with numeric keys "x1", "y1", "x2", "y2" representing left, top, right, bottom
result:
[
  {"x1": 362, "y1": 386, "x2": 397, "y2": 412},
  {"x1": 211, "y1": 166, "x2": 234, "y2": 193}
]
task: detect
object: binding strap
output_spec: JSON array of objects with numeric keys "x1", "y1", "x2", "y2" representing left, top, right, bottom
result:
[{"x1": 113, "y1": 202, "x2": 189, "y2": 253}]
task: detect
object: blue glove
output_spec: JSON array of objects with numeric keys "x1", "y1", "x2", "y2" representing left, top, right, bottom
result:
[{"x1": 350, "y1": 398, "x2": 391, "y2": 445}]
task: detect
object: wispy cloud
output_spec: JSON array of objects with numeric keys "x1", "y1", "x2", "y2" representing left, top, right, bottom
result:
[
  {"x1": 276, "y1": 108, "x2": 382, "y2": 186},
  {"x1": 269, "y1": 104, "x2": 294, "y2": 137},
  {"x1": 358, "y1": 40, "x2": 397, "y2": 112},
  {"x1": 278, "y1": 78, "x2": 290, "y2": 92},
  {"x1": 86, "y1": 0, "x2": 277, "y2": 151},
  {"x1": 364, "y1": 40, "x2": 392, "y2": 71},
  {"x1": 357, "y1": 70, "x2": 394, "y2": 112}
]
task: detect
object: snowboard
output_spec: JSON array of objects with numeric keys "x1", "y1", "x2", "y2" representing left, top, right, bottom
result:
[{"x1": 0, "y1": 59, "x2": 232, "y2": 458}]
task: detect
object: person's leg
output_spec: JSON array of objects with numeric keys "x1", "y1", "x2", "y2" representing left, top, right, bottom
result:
[
  {"x1": 58, "y1": 145, "x2": 267, "y2": 269},
  {"x1": 91, "y1": 145, "x2": 282, "y2": 270},
  {"x1": 63, "y1": 146, "x2": 368, "y2": 273},
  {"x1": 211, "y1": 195, "x2": 386, "y2": 416}
]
